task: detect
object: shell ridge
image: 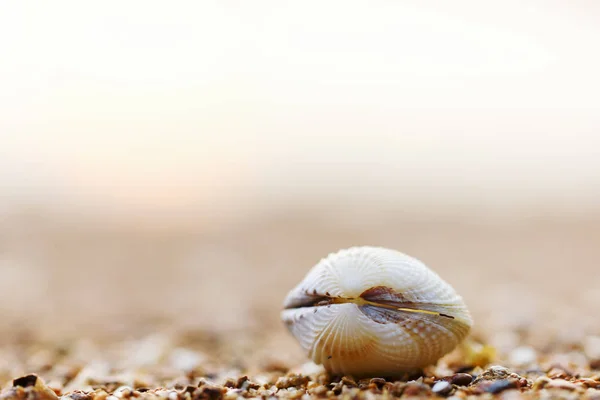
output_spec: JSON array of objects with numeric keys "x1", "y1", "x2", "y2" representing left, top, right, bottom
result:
[{"x1": 282, "y1": 246, "x2": 472, "y2": 377}]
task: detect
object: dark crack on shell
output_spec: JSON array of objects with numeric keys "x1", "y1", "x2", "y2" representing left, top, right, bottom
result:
[{"x1": 285, "y1": 286, "x2": 457, "y2": 326}]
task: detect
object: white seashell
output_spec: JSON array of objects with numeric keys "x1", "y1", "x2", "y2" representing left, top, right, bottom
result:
[{"x1": 281, "y1": 246, "x2": 472, "y2": 377}]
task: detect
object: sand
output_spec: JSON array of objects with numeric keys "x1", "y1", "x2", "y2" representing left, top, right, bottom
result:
[{"x1": 1, "y1": 208, "x2": 599, "y2": 398}]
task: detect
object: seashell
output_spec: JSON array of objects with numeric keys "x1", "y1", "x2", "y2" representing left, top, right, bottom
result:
[{"x1": 281, "y1": 246, "x2": 472, "y2": 377}]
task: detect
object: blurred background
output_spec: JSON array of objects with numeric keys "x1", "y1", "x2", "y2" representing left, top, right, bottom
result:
[{"x1": 0, "y1": 0, "x2": 599, "y2": 368}]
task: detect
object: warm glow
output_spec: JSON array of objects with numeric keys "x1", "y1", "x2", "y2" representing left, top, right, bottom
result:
[{"x1": 1, "y1": 1, "x2": 599, "y2": 215}]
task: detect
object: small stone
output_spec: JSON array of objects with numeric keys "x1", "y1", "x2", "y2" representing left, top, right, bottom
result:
[
  {"x1": 512, "y1": 376, "x2": 529, "y2": 389},
  {"x1": 223, "y1": 379, "x2": 236, "y2": 389},
  {"x1": 402, "y1": 382, "x2": 431, "y2": 396},
  {"x1": 449, "y1": 373, "x2": 473, "y2": 386},
  {"x1": 432, "y1": 381, "x2": 452, "y2": 396},
  {"x1": 548, "y1": 367, "x2": 571, "y2": 379},
  {"x1": 308, "y1": 385, "x2": 327, "y2": 396},
  {"x1": 284, "y1": 388, "x2": 304, "y2": 400},
  {"x1": 579, "y1": 378, "x2": 600, "y2": 389},
  {"x1": 368, "y1": 378, "x2": 386, "y2": 388},
  {"x1": 472, "y1": 366, "x2": 511, "y2": 384},
  {"x1": 113, "y1": 386, "x2": 133, "y2": 399},
  {"x1": 2, "y1": 374, "x2": 58, "y2": 400},
  {"x1": 389, "y1": 382, "x2": 406, "y2": 397},
  {"x1": 223, "y1": 376, "x2": 257, "y2": 390},
  {"x1": 591, "y1": 359, "x2": 600, "y2": 370},
  {"x1": 329, "y1": 381, "x2": 344, "y2": 396},
  {"x1": 546, "y1": 379, "x2": 578, "y2": 391},
  {"x1": 483, "y1": 379, "x2": 518, "y2": 394},
  {"x1": 275, "y1": 375, "x2": 309, "y2": 389},
  {"x1": 66, "y1": 392, "x2": 93, "y2": 400},
  {"x1": 509, "y1": 346, "x2": 537, "y2": 366},
  {"x1": 422, "y1": 376, "x2": 436, "y2": 386},
  {"x1": 341, "y1": 376, "x2": 357, "y2": 388},
  {"x1": 92, "y1": 390, "x2": 110, "y2": 400},
  {"x1": 13, "y1": 375, "x2": 38, "y2": 388},
  {"x1": 197, "y1": 385, "x2": 226, "y2": 400},
  {"x1": 222, "y1": 390, "x2": 239, "y2": 400}
]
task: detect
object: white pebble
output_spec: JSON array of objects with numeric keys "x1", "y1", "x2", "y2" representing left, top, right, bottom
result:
[{"x1": 432, "y1": 381, "x2": 451, "y2": 394}]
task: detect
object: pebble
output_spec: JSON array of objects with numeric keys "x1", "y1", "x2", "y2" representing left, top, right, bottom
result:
[
  {"x1": 402, "y1": 382, "x2": 431, "y2": 396},
  {"x1": 368, "y1": 377, "x2": 386, "y2": 389},
  {"x1": 275, "y1": 375, "x2": 309, "y2": 390},
  {"x1": 341, "y1": 376, "x2": 358, "y2": 388},
  {"x1": 450, "y1": 373, "x2": 473, "y2": 386},
  {"x1": 197, "y1": 384, "x2": 227, "y2": 400},
  {"x1": 532, "y1": 376, "x2": 551, "y2": 390},
  {"x1": 580, "y1": 378, "x2": 600, "y2": 389},
  {"x1": 113, "y1": 386, "x2": 133, "y2": 398},
  {"x1": 6, "y1": 374, "x2": 59, "y2": 400},
  {"x1": 307, "y1": 385, "x2": 327, "y2": 396},
  {"x1": 388, "y1": 382, "x2": 406, "y2": 397},
  {"x1": 548, "y1": 367, "x2": 572, "y2": 379},
  {"x1": 432, "y1": 381, "x2": 452, "y2": 396},
  {"x1": 546, "y1": 379, "x2": 578, "y2": 391},
  {"x1": 473, "y1": 366, "x2": 511, "y2": 384},
  {"x1": 484, "y1": 379, "x2": 518, "y2": 394}
]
